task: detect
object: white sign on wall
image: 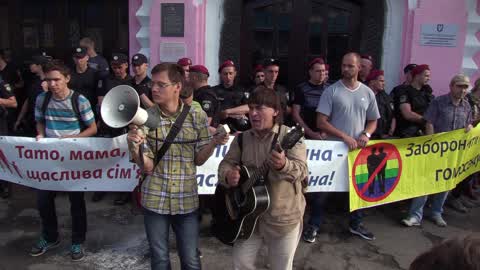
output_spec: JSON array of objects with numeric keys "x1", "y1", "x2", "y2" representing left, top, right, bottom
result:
[
  {"x1": 159, "y1": 42, "x2": 187, "y2": 62},
  {"x1": 420, "y1": 24, "x2": 458, "y2": 47}
]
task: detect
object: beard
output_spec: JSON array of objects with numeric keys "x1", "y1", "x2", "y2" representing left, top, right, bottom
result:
[{"x1": 342, "y1": 71, "x2": 356, "y2": 79}]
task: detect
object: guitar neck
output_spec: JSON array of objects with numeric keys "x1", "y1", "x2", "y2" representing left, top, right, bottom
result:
[{"x1": 240, "y1": 161, "x2": 270, "y2": 194}]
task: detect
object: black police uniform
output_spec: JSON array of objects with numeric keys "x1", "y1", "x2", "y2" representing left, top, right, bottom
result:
[
  {"x1": 132, "y1": 76, "x2": 152, "y2": 109},
  {"x1": 69, "y1": 66, "x2": 99, "y2": 112},
  {"x1": 292, "y1": 81, "x2": 328, "y2": 133},
  {"x1": 0, "y1": 63, "x2": 21, "y2": 132},
  {"x1": 373, "y1": 91, "x2": 395, "y2": 139},
  {"x1": 394, "y1": 85, "x2": 434, "y2": 138},
  {"x1": 0, "y1": 83, "x2": 13, "y2": 135},
  {"x1": 211, "y1": 83, "x2": 250, "y2": 132},
  {"x1": 19, "y1": 76, "x2": 45, "y2": 136},
  {"x1": 193, "y1": 85, "x2": 219, "y2": 126}
]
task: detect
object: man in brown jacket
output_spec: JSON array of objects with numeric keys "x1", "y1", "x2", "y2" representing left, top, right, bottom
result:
[{"x1": 218, "y1": 87, "x2": 308, "y2": 270}]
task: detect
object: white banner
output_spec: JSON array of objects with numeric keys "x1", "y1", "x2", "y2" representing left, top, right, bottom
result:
[{"x1": 0, "y1": 135, "x2": 349, "y2": 193}]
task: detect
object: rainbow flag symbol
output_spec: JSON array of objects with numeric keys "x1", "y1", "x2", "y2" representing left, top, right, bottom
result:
[{"x1": 352, "y1": 143, "x2": 402, "y2": 202}]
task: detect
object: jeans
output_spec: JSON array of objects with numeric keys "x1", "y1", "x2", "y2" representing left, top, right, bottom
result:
[
  {"x1": 143, "y1": 208, "x2": 201, "y2": 270},
  {"x1": 349, "y1": 210, "x2": 364, "y2": 228},
  {"x1": 408, "y1": 191, "x2": 449, "y2": 221},
  {"x1": 306, "y1": 193, "x2": 329, "y2": 230},
  {"x1": 37, "y1": 190, "x2": 87, "y2": 244}
]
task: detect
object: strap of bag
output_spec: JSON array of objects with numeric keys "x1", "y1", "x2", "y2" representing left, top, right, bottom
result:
[
  {"x1": 41, "y1": 91, "x2": 53, "y2": 121},
  {"x1": 153, "y1": 104, "x2": 191, "y2": 166},
  {"x1": 237, "y1": 133, "x2": 243, "y2": 166}
]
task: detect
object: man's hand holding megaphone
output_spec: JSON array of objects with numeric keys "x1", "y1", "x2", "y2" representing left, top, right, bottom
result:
[{"x1": 127, "y1": 124, "x2": 145, "y2": 147}]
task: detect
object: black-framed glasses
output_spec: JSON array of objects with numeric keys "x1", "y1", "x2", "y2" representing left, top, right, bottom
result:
[{"x1": 147, "y1": 81, "x2": 177, "y2": 89}]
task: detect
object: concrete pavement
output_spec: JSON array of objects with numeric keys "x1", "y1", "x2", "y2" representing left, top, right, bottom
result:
[{"x1": 0, "y1": 186, "x2": 479, "y2": 270}]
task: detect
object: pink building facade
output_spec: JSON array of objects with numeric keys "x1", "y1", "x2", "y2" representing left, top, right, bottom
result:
[{"x1": 128, "y1": 0, "x2": 479, "y2": 95}]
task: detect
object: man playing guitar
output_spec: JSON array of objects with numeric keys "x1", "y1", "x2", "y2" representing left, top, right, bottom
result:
[{"x1": 218, "y1": 87, "x2": 308, "y2": 270}]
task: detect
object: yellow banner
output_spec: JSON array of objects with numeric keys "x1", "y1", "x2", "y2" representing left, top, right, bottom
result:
[{"x1": 348, "y1": 127, "x2": 480, "y2": 211}]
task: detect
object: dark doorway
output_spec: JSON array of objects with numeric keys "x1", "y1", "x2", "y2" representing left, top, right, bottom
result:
[
  {"x1": 0, "y1": 0, "x2": 128, "y2": 65},
  {"x1": 241, "y1": 0, "x2": 363, "y2": 89}
]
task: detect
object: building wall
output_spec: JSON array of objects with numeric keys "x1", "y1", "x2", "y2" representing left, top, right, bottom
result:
[
  {"x1": 129, "y1": 0, "x2": 476, "y2": 94},
  {"x1": 381, "y1": 0, "x2": 405, "y2": 92},
  {"x1": 461, "y1": 0, "x2": 480, "y2": 83},
  {"x1": 402, "y1": 0, "x2": 469, "y2": 95},
  {"x1": 205, "y1": 0, "x2": 224, "y2": 85}
]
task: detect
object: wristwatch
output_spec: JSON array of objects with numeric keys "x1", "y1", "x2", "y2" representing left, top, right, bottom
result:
[{"x1": 362, "y1": 131, "x2": 371, "y2": 138}]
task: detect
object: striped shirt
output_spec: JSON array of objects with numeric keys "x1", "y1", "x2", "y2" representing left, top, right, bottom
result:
[
  {"x1": 35, "y1": 90, "x2": 95, "y2": 138},
  {"x1": 141, "y1": 102, "x2": 211, "y2": 215}
]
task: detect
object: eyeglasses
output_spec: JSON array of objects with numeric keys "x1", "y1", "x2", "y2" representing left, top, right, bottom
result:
[{"x1": 147, "y1": 81, "x2": 177, "y2": 89}]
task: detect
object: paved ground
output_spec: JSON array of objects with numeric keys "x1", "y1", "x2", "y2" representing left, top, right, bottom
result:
[{"x1": 0, "y1": 186, "x2": 479, "y2": 270}]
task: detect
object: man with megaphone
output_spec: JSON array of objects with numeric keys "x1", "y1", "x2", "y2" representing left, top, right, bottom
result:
[{"x1": 122, "y1": 63, "x2": 229, "y2": 269}]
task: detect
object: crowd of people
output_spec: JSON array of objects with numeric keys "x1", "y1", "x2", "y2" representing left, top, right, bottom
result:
[{"x1": 0, "y1": 36, "x2": 479, "y2": 270}]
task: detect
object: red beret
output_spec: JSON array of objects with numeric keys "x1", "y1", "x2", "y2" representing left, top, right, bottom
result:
[
  {"x1": 308, "y1": 58, "x2": 325, "y2": 69},
  {"x1": 411, "y1": 64, "x2": 430, "y2": 77},
  {"x1": 253, "y1": 64, "x2": 264, "y2": 74},
  {"x1": 177, "y1": 57, "x2": 192, "y2": 67},
  {"x1": 361, "y1": 54, "x2": 374, "y2": 64},
  {"x1": 366, "y1": 70, "x2": 384, "y2": 82},
  {"x1": 218, "y1": 60, "x2": 235, "y2": 73},
  {"x1": 190, "y1": 65, "x2": 209, "y2": 77}
]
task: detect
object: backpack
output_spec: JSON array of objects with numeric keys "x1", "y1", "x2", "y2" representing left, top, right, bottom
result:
[{"x1": 41, "y1": 91, "x2": 85, "y2": 131}]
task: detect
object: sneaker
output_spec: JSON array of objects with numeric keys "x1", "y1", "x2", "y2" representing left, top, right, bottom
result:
[
  {"x1": 71, "y1": 244, "x2": 85, "y2": 261},
  {"x1": 197, "y1": 249, "x2": 203, "y2": 259},
  {"x1": 349, "y1": 224, "x2": 375, "y2": 241},
  {"x1": 30, "y1": 237, "x2": 60, "y2": 257},
  {"x1": 302, "y1": 225, "x2": 317, "y2": 243},
  {"x1": 447, "y1": 198, "x2": 468, "y2": 213},
  {"x1": 429, "y1": 215, "x2": 447, "y2": 227},
  {"x1": 401, "y1": 216, "x2": 421, "y2": 227}
]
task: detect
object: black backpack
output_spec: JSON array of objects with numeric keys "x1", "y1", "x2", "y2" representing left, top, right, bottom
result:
[{"x1": 41, "y1": 91, "x2": 85, "y2": 130}]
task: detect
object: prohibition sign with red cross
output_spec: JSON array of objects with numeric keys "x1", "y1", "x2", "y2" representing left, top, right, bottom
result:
[{"x1": 351, "y1": 143, "x2": 403, "y2": 202}]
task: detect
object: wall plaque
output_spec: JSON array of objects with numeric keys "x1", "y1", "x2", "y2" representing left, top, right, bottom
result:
[{"x1": 161, "y1": 3, "x2": 185, "y2": 37}]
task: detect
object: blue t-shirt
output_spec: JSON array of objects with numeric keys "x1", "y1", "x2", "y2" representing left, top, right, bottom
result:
[{"x1": 35, "y1": 90, "x2": 95, "y2": 138}]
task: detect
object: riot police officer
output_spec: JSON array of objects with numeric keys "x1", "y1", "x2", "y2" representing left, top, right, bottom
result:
[
  {"x1": 131, "y1": 53, "x2": 153, "y2": 108},
  {"x1": 69, "y1": 47, "x2": 99, "y2": 113},
  {"x1": 190, "y1": 65, "x2": 218, "y2": 128},
  {"x1": 97, "y1": 53, "x2": 132, "y2": 132},
  {"x1": 14, "y1": 54, "x2": 50, "y2": 136},
  {"x1": 93, "y1": 53, "x2": 132, "y2": 204},
  {"x1": 366, "y1": 70, "x2": 396, "y2": 139},
  {"x1": 0, "y1": 81, "x2": 17, "y2": 198},
  {"x1": 395, "y1": 64, "x2": 434, "y2": 138},
  {"x1": 177, "y1": 57, "x2": 192, "y2": 81},
  {"x1": 212, "y1": 60, "x2": 250, "y2": 132}
]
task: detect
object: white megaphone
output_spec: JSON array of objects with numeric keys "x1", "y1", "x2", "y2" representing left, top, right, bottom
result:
[{"x1": 101, "y1": 85, "x2": 160, "y2": 128}]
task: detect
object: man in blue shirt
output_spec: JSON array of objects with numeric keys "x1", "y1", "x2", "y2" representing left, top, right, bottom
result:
[{"x1": 30, "y1": 61, "x2": 96, "y2": 261}]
